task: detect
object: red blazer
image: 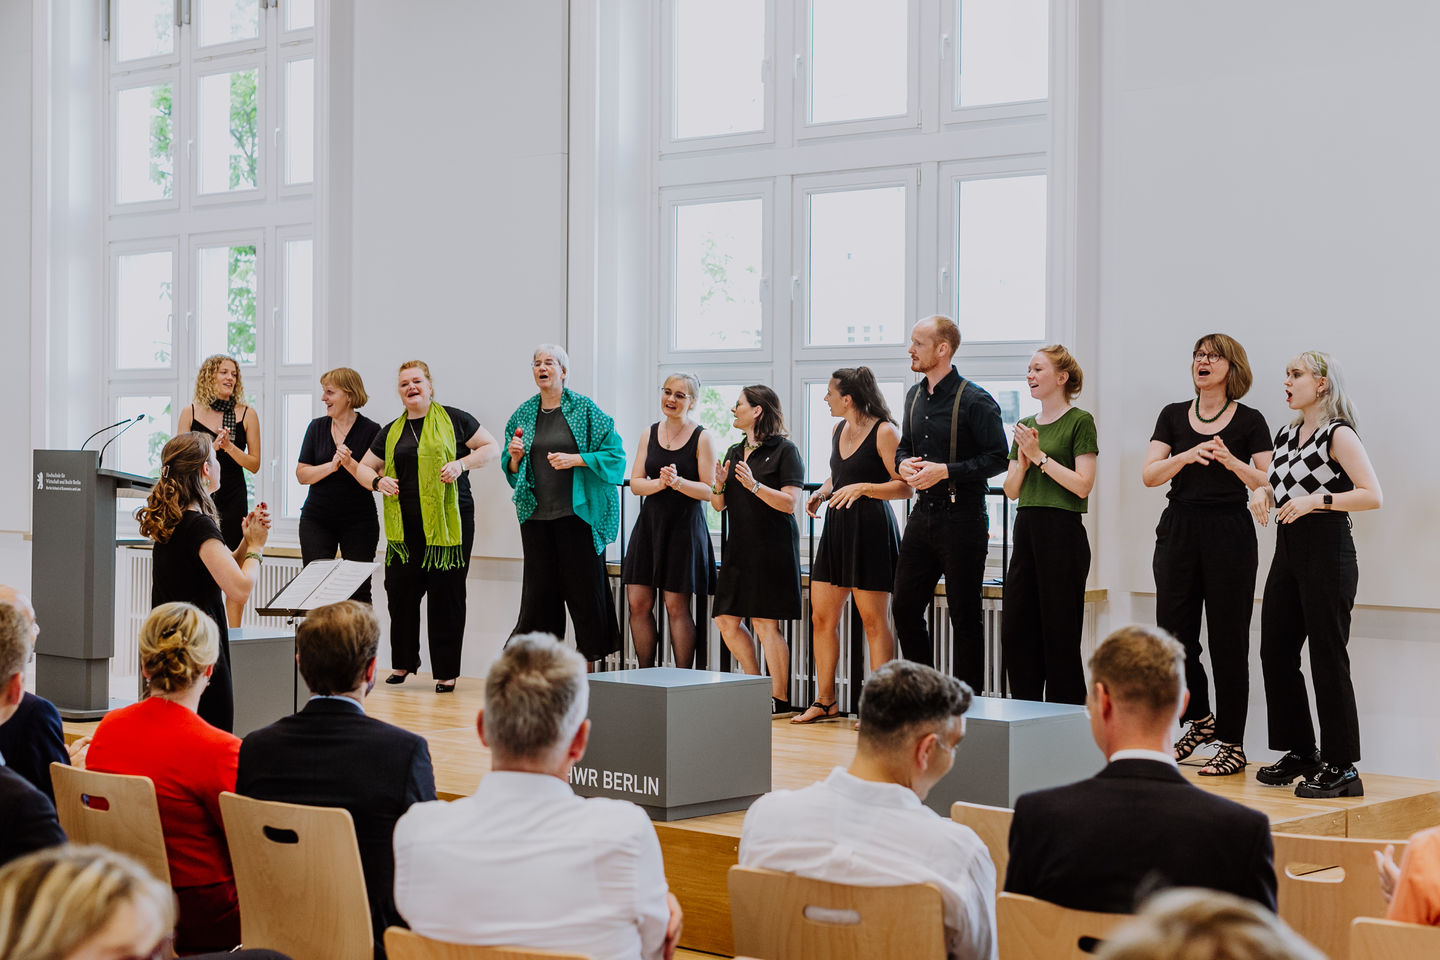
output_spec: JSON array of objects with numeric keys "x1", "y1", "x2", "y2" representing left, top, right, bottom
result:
[{"x1": 87, "y1": 697, "x2": 240, "y2": 888}]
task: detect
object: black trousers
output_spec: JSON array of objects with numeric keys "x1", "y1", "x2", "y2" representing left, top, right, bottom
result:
[
  {"x1": 299, "y1": 511, "x2": 380, "y2": 604},
  {"x1": 892, "y1": 497, "x2": 989, "y2": 692},
  {"x1": 1001, "y1": 507, "x2": 1090, "y2": 705},
  {"x1": 513, "y1": 515, "x2": 621, "y2": 661},
  {"x1": 384, "y1": 512, "x2": 474, "y2": 680},
  {"x1": 1260, "y1": 512, "x2": 1361, "y2": 764},
  {"x1": 1153, "y1": 503, "x2": 1258, "y2": 744}
]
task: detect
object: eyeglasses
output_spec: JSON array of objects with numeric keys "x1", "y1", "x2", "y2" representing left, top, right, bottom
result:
[
  {"x1": 1192, "y1": 351, "x2": 1225, "y2": 364},
  {"x1": 660, "y1": 388, "x2": 690, "y2": 402}
]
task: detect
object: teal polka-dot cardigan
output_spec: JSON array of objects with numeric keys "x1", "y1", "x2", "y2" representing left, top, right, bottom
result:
[{"x1": 502, "y1": 388, "x2": 625, "y2": 556}]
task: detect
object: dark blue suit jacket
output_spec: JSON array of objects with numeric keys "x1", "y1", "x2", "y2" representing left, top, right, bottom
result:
[
  {"x1": 236, "y1": 697, "x2": 436, "y2": 960},
  {"x1": 0, "y1": 692, "x2": 69, "y2": 803},
  {"x1": 0, "y1": 760, "x2": 66, "y2": 868},
  {"x1": 1004, "y1": 758, "x2": 1277, "y2": 913}
]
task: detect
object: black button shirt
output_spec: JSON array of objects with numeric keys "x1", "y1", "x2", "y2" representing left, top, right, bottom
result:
[{"x1": 895, "y1": 367, "x2": 1008, "y2": 508}]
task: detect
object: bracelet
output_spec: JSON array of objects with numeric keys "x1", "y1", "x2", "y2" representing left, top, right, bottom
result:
[
  {"x1": 371, "y1": 474, "x2": 382, "y2": 491},
  {"x1": 751, "y1": 479, "x2": 761, "y2": 493},
  {"x1": 712, "y1": 482, "x2": 726, "y2": 495},
  {"x1": 244, "y1": 552, "x2": 263, "y2": 563}
]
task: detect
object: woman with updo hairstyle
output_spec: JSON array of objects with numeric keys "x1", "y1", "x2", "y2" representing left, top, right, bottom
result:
[
  {"x1": 0, "y1": 845, "x2": 289, "y2": 960},
  {"x1": 1000, "y1": 344, "x2": 1098, "y2": 704},
  {"x1": 620, "y1": 372, "x2": 716, "y2": 668},
  {"x1": 86, "y1": 603, "x2": 244, "y2": 956},
  {"x1": 139, "y1": 432, "x2": 270, "y2": 732},
  {"x1": 296, "y1": 366, "x2": 382, "y2": 604}
]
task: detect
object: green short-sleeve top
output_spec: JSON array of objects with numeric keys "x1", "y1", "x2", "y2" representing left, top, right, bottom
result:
[{"x1": 1008, "y1": 406, "x2": 1099, "y2": 512}]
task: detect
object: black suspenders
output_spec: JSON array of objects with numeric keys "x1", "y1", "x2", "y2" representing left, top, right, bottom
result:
[{"x1": 907, "y1": 377, "x2": 968, "y2": 504}]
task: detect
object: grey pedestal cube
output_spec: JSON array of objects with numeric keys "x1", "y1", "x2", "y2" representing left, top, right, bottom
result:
[
  {"x1": 229, "y1": 627, "x2": 300, "y2": 738},
  {"x1": 924, "y1": 697, "x2": 1105, "y2": 814},
  {"x1": 573, "y1": 668, "x2": 771, "y2": 821}
]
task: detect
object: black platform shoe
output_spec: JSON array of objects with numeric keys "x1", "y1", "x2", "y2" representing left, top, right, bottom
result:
[
  {"x1": 1255, "y1": 749, "x2": 1322, "y2": 786},
  {"x1": 1295, "y1": 762, "x2": 1364, "y2": 799}
]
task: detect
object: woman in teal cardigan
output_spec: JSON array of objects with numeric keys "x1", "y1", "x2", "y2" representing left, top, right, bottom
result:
[{"x1": 503, "y1": 344, "x2": 625, "y2": 661}]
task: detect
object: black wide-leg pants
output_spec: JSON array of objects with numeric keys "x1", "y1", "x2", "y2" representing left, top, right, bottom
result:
[
  {"x1": 1152, "y1": 503, "x2": 1259, "y2": 744},
  {"x1": 1260, "y1": 512, "x2": 1361, "y2": 764},
  {"x1": 892, "y1": 498, "x2": 989, "y2": 692},
  {"x1": 384, "y1": 511, "x2": 474, "y2": 680},
  {"x1": 1001, "y1": 507, "x2": 1091, "y2": 705},
  {"x1": 299, "y1": 512, "x2": 380, "y2": 605},
  {"x1": 512, "y1": 515, "x2": 621, "y2": 661}
]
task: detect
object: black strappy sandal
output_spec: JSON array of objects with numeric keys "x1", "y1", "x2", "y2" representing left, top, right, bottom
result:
[
  {"x1": 790, "y1": 699, "x2": 841, "y2": 725},
  {"x1": 1173, "y1": 713, "x2": 1217, "y2": 761},
  {"x1": 1199, "y1": 742, "x2": 1247, "y2": 777}
]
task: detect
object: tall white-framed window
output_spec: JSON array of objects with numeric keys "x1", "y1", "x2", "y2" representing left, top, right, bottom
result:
[
  {"x1": 653, "y1": 0, "x2": 1057, "y2": 554},
  {"x1": 103, "y1": 0, "x2": 322, "y2": 538}
]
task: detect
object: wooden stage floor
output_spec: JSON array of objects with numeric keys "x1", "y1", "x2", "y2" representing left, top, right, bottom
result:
[{"x1": 66, "y1": 675, "x2": 1440, "y2": 957}]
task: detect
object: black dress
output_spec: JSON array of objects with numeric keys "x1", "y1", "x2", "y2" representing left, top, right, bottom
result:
[
  {"x1": 192, "y1": 414, "x2": 249, "y2": 549},
  {"x1": 297, "y1": 414, "x2": 383, "y2": 604},
  {"x1": 810, "y1": 421, "x2": 900, "y2": 591},
  {"x1": 622, "y1": 423, "x2": 716, "y2": 595},
  {"x1": 152, "y1": 511, "x2": 233, "y2": 732},
  {"x1": 713, "y1": 437, "x2": 804, "y2": 620}
]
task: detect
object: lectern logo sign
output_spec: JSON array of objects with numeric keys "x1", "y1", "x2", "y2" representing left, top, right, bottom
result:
[
  {"x1": 36, "y1": 471, "x2": 81, "y2": 493},
  {"x1": 36, "y1": 472, "x2": 42, "y2": 490}
]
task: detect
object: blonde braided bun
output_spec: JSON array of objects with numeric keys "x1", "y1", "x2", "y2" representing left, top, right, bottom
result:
[{"x1": 139, "y1": 603, "x2": 219, "y2": 695}]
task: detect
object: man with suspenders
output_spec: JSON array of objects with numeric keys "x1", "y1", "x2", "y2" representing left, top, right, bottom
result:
[{"x1": 893, "y1": 316, "x2": 1008, "y2": 691}]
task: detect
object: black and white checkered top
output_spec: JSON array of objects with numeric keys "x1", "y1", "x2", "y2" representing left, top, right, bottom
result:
[{"x1": 1268, "y1": 419, "x2": 1355, "y2": 506}]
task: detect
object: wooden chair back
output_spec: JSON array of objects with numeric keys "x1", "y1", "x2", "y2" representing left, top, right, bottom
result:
[
  {"x1": 952, "y1": 800, "x2": 1013, "y2": 889},
  {"x1": 49, "y1": 762, "x2": 170, "y2": 884},
  {"x1": 996, "y1": 892, "x2": 1126, "y2": 960},
  {"x1": 1350, "y1": 917, "x2": 1440, "y2": 960},
  {"x1": 383, "y1": 929, "x2": 591, "y2": 959},
  {"x1": 219, "y1": 792, "x2": 372, "y2": 960},
  {"x1": 727, "y1": 865, "x2": 946, "y2": 960},
  {"x1": 1273, "y1": 832, "x2": 1408, "y2": 960}
]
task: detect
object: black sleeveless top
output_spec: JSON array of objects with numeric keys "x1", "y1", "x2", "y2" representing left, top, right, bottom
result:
[
  {"x1": 830, "y1": 420, "x2": 891, "y2": 488},
  {"x1": 191, "y1": 412, "x2": 248, "y2": 548}
]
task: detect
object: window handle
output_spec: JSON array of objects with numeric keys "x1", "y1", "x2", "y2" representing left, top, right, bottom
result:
[
  {"x1": 274, "y1": 126, "x2": 282, "y2": 149},
  {"x1": 941, "y1": 32, "x2": 951, "y2": 60},
  {"x1": 790, "y1": 275, "x2": 801, "y2": 301},
  {"x1": 793, "y1": 54, "x2": 803, "y2": 80},
  {"x1": 760, "y1": 58, "x2": 771, "y2": 85},
  {"x1": 939, "y1": 266, "x2": 950, "y2": 296}
]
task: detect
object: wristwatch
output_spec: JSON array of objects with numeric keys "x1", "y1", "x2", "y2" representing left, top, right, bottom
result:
[
  {"x1": 1323, "y1": 494, "x2": 1333, "y2": 508},
  {"x1": 1037, "y1": 454, "x2": 1050, "y2": 473},
  {"x1": 371, "y1": 474, "x2": 382, "y2": 491}
]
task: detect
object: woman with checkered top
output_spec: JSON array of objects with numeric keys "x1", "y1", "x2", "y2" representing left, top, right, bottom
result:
[{"x1": 1249, "y1": 351, "x2": 1383, "y2": 799}]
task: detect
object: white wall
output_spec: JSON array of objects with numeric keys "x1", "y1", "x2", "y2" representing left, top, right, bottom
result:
[{"x1": 0, "y1": 1, "x2": 32, "y2": 535}]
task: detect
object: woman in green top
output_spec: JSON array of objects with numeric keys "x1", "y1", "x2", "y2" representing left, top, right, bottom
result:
[{"x1": 1000, "y1": 344, "x2": 1098, "y2": 704}]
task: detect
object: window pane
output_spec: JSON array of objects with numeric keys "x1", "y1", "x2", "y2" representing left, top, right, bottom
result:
[
  {"x1": 196, "y1": 0, "x2": 260, "y2": 47},
  {"x1": 803, "y1": 379, "x2": 906, "y2": 483},
  {"x1": 115, "y1": 396, "x2": 174, "y2": 479},
  {"x1": 957, "y1": 0, "x2": 1048, "y2": 107},
  {"x1": 285, "y1": 0, "x2": 315, "y2": 31},
  {"x1": 114, "y1": 0, "x2": 174, "y2": 62},
  {"x1": 673, "y1": 199, "x2": 763, "y2": 351},
  {"x1": 674, "y1": 0, "x2": 765, "y2": 139},
  {"x1": 807, "y1": 186, "x2": 906, "y2": 346},
  {"x1": 116, "y1": 251, "x2": 173, "y2": 369},
  {"x1": 284, "y1": 59, "x2": 315, "y2": 185},
  {"x1": 809, "y1": 0, "x2": 909, "y2": 124},
  {"x1": 955, "y1": 175, "x2": 1046, "y2": 342},
  {"x1": 197, "y1": 69, "x2": 260, "y2": 195},
  {"x1": 115, "y1": 84, "x2": 175, "y2": 204},
  {"x1": 976, "y1": 378, "x2": 1039, "y2": 547},
  {"x1": 282, "y1": 239, "x2": 314, "y2": 365},
  {"x1": 282, "y1": 393, "x2": 313, "y2": 518},
  {"x1": 197, "y1": 244, "x2": 258, "y2": 364},
  {"x1": 693, "y1": 382, "x2": 746, "y2": 533}
]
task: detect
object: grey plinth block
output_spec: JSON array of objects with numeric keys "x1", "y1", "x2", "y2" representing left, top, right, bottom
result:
[
  {"x1": 229, "y1": 627, "x2": 298, "y2": 738},
  {"x1": 924, "y1": 697, "x2": 1104, "y2": 814},
  {"x1": 572, "y1": 668, "x2": 772, "y2": 821}
]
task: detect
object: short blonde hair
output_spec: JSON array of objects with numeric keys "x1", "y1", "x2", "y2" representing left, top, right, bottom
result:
[
  {"x1": 397, "y1": 360, "x2": 434, "y2": 396},
  {"x1": 321, "y1": 367, "x2": 369, "y2": 409},
  {"x1": 1097, "y1": 888, "x2": 1323, "y2": 960},
  {"x1": 0, "y1": 845, "x2": 176, "y2": 960},
  {"x1": 924, "y1": 315, "x2": 961, "y2": 355},
  {"x1": 193, "y1": 355, "x2": 244, "y2": 408},
  {"x1": 1193, "y1": 334, "x2": 1253, "y2": 401},
  {"x1": 139, "y1": 603, "x2": 219, "y2": 695},
  {"x1": 1290, "y1": 350, "x2": 1360, "y2": 431},
  {"x1": 1038, "y1": 344, "x2": 1084, "y2": 402},
  {"x1": 484, "y1": 634, "x2": 588, "y2": 762},
  {"x1": 1088, "y1": 625, "x2": 1184, "y2": 720},
  {"x1": 0, "y1": 602, "x2": 31, "y2": 683}
]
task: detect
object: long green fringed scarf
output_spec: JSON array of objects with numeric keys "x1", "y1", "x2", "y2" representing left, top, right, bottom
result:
[{"x1": 383, "y1": 404, "x2": 464, "y2": 569}]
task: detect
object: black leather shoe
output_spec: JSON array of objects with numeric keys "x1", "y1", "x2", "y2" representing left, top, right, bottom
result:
[
  {"x1": 384, "y1": 672, "x2": 409, "y2": 685},
  {"x1": 1255, "y1": 749, "x2": 1322, "y2": 785},
  {"x1": 435, "y1": 681, "x2": 456, "y2": 694},
  {"x1": 1295, "y1": 762, "x2": 1364, "y2": 799}
]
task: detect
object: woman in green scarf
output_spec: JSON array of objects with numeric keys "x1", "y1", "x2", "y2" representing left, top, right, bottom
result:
[
  {"x1": 356, "y1": 361, "x2": 499, "y2": 692},
  {"x1": 503, "y1": 344, "x2": 625, "y2": 662}
]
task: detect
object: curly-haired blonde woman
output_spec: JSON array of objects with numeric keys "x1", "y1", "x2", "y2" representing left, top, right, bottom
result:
[
  {"x1": 86, "y1": 603, "x2": 243, "y2": 955},
  {"x1": 137, "y1": 433, "x2": 269, "y2": 732}
]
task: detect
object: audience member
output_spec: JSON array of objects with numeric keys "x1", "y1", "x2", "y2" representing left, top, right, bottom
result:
[
  {"x1": 0, "y1": 600, "x2": 65, "y2": 868},
  {"x1": 238, "y1": 600, "x2": 436, "y2": 959},
  {"x1": 0, "y1": 586, "x2": 81, "y2": 803},
  {"x1": 0, "y1": 844, "x2": 290, "y2": 960},
  {"x1": 1095, "y1": 888, "x2": 1323, "y2": 960},
  {"x1": 739, "y1": 659, "x2": 996, "y2": 960},
  {"x1": 1376, "y1": 828, "x2": 1440, "y2": 925},
  {"x1": 85, "y1": 603, "x2": 242, "y2": 955},
  {"x1": 393, "y1": 634, "x2": 681, "y2": 960},
  {"x1": 1005, "y1": 625, "x2": 1277, "y2": 913}
]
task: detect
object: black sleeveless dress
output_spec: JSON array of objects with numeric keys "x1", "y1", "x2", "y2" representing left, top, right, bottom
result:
[
  {"x1": 192, "y1": 414, "x2": 249, "y2": 550},
  {"x1": 810, "y1": 420, "x2": 901, "y2": 591},
  {"x1": 621, "y1": 423, "x2": 716, "y2": 595},
  {"x1": 151, "y1": 511, "x2": 233, "y2": 732}
]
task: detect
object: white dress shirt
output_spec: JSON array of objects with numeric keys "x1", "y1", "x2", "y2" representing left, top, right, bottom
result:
[
  {"x1": 739, "y1": 767, "x2": 997, "y2": 960},
  {"x1": 1107, "y1": 748, "x2": 1178, "y2": 767},
  {"x1": 393, "y1": 770, "x2": 670, "y2": 960}
]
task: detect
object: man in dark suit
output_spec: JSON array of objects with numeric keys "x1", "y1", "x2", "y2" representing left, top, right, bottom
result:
[
  {"x1": 236, "y1": 600, "x2": 436, "y2": 959},
  {"x1": 0, "y1": 586, "x2": 72, "y2": 803},
  {"x1": 0, "y1": 599, "x2": 66, "y2": 867},
  {"x1": 1005, "y1": 624, "x2": 1277, "y2": 914}
]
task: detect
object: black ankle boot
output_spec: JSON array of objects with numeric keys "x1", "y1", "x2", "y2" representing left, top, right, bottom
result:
[
  {"x1": 1295, "y1": 762, "x2": 1364, "y2": 799},
  {"x1": 1255, "y1": 749, "x2": 1322, "y2": 786}
]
